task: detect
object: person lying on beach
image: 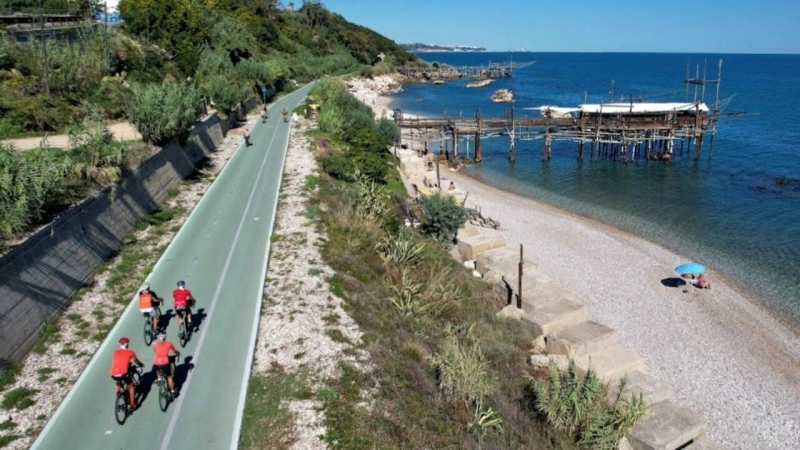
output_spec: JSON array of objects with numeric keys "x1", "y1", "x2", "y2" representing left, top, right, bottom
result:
[{"x1": 695, "y1": 274, "x2": 712, "y2": 289}]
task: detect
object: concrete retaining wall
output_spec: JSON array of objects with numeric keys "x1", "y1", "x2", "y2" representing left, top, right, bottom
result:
[{"x1": 0, "y1": 113, "x2": 225, "y2": 366}]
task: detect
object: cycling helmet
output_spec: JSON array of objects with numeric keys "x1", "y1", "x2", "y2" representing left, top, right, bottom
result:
[
  {"x1": 142, "y1": 284, "x2": 150, "y2": 292},
  {"x1": 156, "y1": 331, "x2": 166, "y2": 340},
  {"x1": 177, "y1": 280, "x2": 185, "y2": 288},
  {"x1": 118, "y1": 337, "x2": 130, "y2": 348}
]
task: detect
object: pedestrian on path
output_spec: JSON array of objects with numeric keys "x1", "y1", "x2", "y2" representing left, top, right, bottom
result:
[{"x1": 244, "y1": 127, "x2": 251, "y2": 146}]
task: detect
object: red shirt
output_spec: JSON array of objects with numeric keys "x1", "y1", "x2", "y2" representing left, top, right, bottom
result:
[
  {"x1": 153, "y1": 341, "x2": 178, "y2": 365},
  {"x1": 173, "y1": 288, "x2": 193, "y2": 308},
  {"x1": 110, "y1": 348, "x2": 138, "y2": 376}
]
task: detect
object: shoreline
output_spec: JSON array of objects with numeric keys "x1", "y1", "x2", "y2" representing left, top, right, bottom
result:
[{"x1": 351, "y1": 74, "x2": 800, "y2": 448}]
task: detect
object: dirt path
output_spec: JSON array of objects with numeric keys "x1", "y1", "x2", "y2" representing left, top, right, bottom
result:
[{"x1": 2, "y1": 122, "x2": 142, "y2": 150}]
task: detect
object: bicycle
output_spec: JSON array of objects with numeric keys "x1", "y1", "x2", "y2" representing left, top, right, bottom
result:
[
  {"x1": 113, "y1": 366, "x2": 142, "y2": 425},
  {"x1": 142, "y1": 306, "x2": 162, "y2": 346},
  {"x1": 154, "y1": 357, "x2": 178, "y2": 412},
  {"x1": 176, "y1": 307, "x2": 193, "y2": 348}
]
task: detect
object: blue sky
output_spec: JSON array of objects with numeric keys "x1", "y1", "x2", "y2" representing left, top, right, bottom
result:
[{"x1": 321, "y1": 0, "x2": 799, "y2": 54}]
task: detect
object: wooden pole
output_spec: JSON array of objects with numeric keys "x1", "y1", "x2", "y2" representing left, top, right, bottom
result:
[
  {"x1": 517, "y1": 244, "x2": 523, "y2": 309},
  {"x1": 435, "y1": 153, "x2": 441, "y2": 190},
  {"x1": 40, "y1": 0, "x2": 50, "y2": 96},
  {"x1": 475, "y1": 108, "x2": 482, "y2": 162}
]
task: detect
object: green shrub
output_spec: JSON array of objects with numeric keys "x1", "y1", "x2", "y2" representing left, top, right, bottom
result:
[
  {"x1": 206, "y1": 75, "x2": 242, "y2": 116},
  {"x1": 532, "y1": 361, "x2": 648, "y2": 450},
  {"x1": 128, "y1": 81, "x2": 200, "y2": 145},
  {"x1": 375, "y1": 227, "x2": 425, "y2": 267},
  {"x1": 431, "y1": 323, "x2": 496, "y2": 404},
  {"x1": 420, "y1": 194, "x2": 468, "y2": 246},
  {"x1": 375, "y1": 117, "x2": 400, "y2": 147}
]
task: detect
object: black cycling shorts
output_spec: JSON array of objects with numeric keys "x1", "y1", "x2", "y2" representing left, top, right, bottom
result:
[
  {"x1": 112, "y1": 374, "x2": 132, "y2": 385},
  {"x1": 153, "y1": 363, "x2": 173, "y2": 377}
]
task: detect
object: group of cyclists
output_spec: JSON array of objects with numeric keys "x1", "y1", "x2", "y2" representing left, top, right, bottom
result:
[
  {"x1": 261, "y1": 106, "x2": 290, "y2": 124},
  {"x1": 109, "y1": 280, "x2": 196, "y2": 411}
]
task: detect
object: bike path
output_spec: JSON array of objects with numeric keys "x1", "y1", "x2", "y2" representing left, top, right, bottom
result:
[{"x1": 31, "y1": 84, "x2": 313, "y2": 450}]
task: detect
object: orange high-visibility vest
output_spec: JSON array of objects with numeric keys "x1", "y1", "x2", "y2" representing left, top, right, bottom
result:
[{"x1": 138, "y1": 293, "x2": 153, "y2": 309}]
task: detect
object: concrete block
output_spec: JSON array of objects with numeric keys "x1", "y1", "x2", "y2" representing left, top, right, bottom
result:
[
  {"x1": 608, "y1": 371, "x2": 674, "y2": 407},
  {"x1": 456, "y1": 234, "x2": 505, "y2": 261},
  {"x1": 530, "y1": 354, "x2": 570, "y2": 372},
  {"x1": 628, "y1": 401, "x2": 708, "y2": 450},
  {"x1": 684, "y1": 435, "x2": 729, "y2": 450},
  {"x1": 545, "y1": 320, "x2": 619, "y2": 358},
  {"x1": 522, "y1": 296, "x2": 587, "y2": 337},
  {"x1": 476, "y1": 246, "x2": 519, "y2": 274},
  {"x1": 574, "y1": 343, "x2": 645, "y2": 382},
  {"x1": 496, "y1": 304, "x2": 524, "y2": 321},
  {"x1": 460, "y1": 223, "x2": 481, "y2": 237}
]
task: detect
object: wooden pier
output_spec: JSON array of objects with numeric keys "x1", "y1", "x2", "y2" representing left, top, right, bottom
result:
[{"x1": 394, "y1": 59, "x2": 729, "y2": 163}]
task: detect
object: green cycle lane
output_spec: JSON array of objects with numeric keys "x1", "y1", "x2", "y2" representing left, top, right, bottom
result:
[{"x1": 31, "y1": 83, "x2": 315, "y2": 450}]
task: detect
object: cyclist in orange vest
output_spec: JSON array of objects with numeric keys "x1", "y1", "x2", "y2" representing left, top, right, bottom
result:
[
  {"x1": 138, "y1": 284, "x2": 162, "y2": 331},
  {"x1": 109, "y1": 337, "x2": 144, "y2": 409},
  {"x1": 153, "y1": 332, "x2": 180, "y2": 397}
]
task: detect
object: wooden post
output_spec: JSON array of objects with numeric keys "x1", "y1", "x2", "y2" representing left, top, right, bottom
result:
[
  {"x1": 508, "y1": 141, "x2": 516, "y2": 162},
  {"x1": 39, "y1": 0, "x2": 50, "y2": 96},
  {"x1": 452, "y1": 128, "x2": 459, "y2": 161},
  {"x1": 475, "y1": 108, "x2": 482, "y2": 162},
  {"x1": 578, "y1": 140, "x2": 584, "y2": 159},
  {"x1": 435, "y1": 154, "x2": 441, "y2": 190},
  {"x1": 517, "y1": 244, "x2": 523, "y2": 309}
]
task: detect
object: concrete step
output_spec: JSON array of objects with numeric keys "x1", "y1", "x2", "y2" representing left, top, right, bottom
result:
[
  {"x1": 475, "y1": 246, "x2": 520, "y2": 275},
  {"x1": 683, "y1": 435, "x2": 729, "y2": 450},
  {"x1": 574, "y1": 343, "x2": 645, "y2": 382},
  {"x1": 522, "y1": 295, "x2": 587, "y2": 337},
  {"x1": 628, "y1": 401, "x2": 707, "y2": 450},
  {"x1": 608, "y1": 371, "x2": 674, "y2": 407},
  {"x1": 456, "y1": 233, "x2": 505, "y2": 261},
  {"x1": 545, "y1": 320, "x2": 619, "y2": 358}
]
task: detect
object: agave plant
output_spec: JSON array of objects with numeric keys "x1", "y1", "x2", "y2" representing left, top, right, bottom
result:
[
  {"x1": 468, "y1": 398, "x2": 504, "y2": 436},
  {"x1": 386, "y1": 268, "x2": 425, "y2": 317},
  {"x1": 375, "y1": 227, "x2": 425, "y2": 267}
]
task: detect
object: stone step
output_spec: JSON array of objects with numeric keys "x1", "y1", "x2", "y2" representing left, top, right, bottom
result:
[
  {"x1": 574, "y1": 343, "x2": 645, "y2": 382},
  {"x1": 522, "y1": 295, "x2": 588, "y2": 337},
  {"x1": 608, "y1": 371, "x2": 674, "y2": 408},
  {"x1": 683, "y1": 435, "x2": 729, "y2": 450},
  {"x1": 628, "y1": 401, "x2": 707, "y2": 450},
  {"x1": 456, "y1": 233, "x2": 505, "y2": 261},
  {"x1": 476, "y1": 246, "x2": 521, "y2": 275},
  {"x1": 545, "y1": 320, "x2": 619, "y2": 358}
]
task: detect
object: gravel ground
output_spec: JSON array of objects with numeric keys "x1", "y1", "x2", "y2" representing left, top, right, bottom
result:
[
  {"x1": 439, "y1": 167, "x2": 800, "y2": 449},
  {"x1": 0, "y1": 117, "x2": 248, "y2": 449},
  {"x1": 253, "y1": 117, "x2": 364, "y2": 449}
]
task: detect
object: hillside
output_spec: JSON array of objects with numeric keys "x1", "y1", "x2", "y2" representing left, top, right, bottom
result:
[{"x1": 0, "y1": 0, "x2": 416, "y2": 139}]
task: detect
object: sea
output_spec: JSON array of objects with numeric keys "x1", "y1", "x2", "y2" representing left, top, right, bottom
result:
[{"x1": 390, "y1": 52, "x2": 800, "y2": 327}]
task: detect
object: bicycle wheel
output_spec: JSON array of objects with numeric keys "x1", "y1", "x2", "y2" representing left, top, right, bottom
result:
[
  {"x1": 158, "y1": 379, "x2": 169, "y2": 412},
  {"x1": 154, "y1": 307, "x2": 162, "y2": 329},
  {"x1": 114, "y1": 393, "x2": 128, "y2": 425},
  {"x1": 179, "y1": 322, "x2": 187, "y2": 348},
  {"x1": 143, "y1": 320, "x2": 152, "y2": 346}
]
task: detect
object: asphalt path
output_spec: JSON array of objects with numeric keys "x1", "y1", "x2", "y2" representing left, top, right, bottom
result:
[{"x1": 31, "y1": 83, "x2": 313, "y2": 450}]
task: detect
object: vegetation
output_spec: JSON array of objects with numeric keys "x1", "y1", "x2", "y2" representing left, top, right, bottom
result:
[
  {"x1": 532, "y1": 361, "x2": 649, "y2": 450},
  {"x1": 298, "y1": 80, "x2": 645, "y2": 448}
]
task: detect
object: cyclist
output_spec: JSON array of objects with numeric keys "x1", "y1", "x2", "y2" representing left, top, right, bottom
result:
[
  {"x1": 138, "y1": 284, "x2": 161, "y2": 331},
  {"x1": 172, "y1": 280, "x2": 195, "y2": 331},
  {"x1": 282, "y1": 108, "x2": 289, "y2": 122},
  {"x1": 261, "y1": 107, "x2": 268, "y2": 123},
  {"x1": 109, "y1": 337, "x2": 144, "y2": 410},
  {"x1": 153, "y1": 332, "x2": 180, "y2": 397}
]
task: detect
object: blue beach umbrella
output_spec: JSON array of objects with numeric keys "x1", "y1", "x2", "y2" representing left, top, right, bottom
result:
[{"x1": 675, "y1": 262, "x2": 705, "y2": 276}]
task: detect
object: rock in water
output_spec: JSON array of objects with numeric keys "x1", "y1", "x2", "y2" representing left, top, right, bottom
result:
[{"x1": 491, "y1": 89, "x2": 514, "y2": 103}]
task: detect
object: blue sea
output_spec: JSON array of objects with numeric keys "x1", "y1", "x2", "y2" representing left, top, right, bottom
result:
[{"x1": 391, "y1": 52, "x2": 800, "y2": 326}]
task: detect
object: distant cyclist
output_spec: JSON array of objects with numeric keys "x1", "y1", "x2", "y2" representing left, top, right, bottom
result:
[
  {"x1": 261, "y1": 106, "x2": 268, "y2": 123},
  {"x1": 152, "y1": 332, "x2": 180, "y2": 397},
  {"x1": 172, "y1": 280, "x2": 195, "y2": 331},
  {"x1": 109, "y1": 337, "x2": 144, "y2": 410},
  {"x1": 282, "y1": 108, "x2": 289, "y2": 123},
  {"x1": 138, "y1": 284, "x2": 162, "y2": 331}
]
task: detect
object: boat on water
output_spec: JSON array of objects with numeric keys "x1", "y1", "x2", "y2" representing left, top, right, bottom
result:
[
  {"x1": 433, "y1": 80, "x2": 445, "y2": 85},
  {"x1": 466, "y1": 79, "x2": 493, "y2": 88},
  {"x1": 491, "y1": 88, "x2": 514, "y2": 102}
]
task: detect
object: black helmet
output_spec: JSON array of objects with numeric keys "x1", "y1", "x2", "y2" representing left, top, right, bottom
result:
[{"x1": 177, "y1": 280, "x2": 185, "y2": 288}]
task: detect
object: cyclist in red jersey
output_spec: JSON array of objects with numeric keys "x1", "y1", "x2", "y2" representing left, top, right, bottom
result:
[
  {"x1": 152, "y1": 332, "x2": 180, "y2": 396},
  {"x1": 109, "y1": 337, "x2": 144, "y2": 409},
  {"x1": 172, "y1": 280, "x2": 195, "y2": 331}
]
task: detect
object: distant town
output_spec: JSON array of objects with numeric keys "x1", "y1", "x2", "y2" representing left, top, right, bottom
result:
[{"x1": 401, "y1": 43, "x2": 487, "y2": 52}]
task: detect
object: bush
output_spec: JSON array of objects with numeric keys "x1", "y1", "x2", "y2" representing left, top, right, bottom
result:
[
  {"x1": 431, "y1": 323, "x2": 496, "y2": 404},
  {"x1": 420, "y1": 194, "x2": 468, "y2": 246},
  {"x1": 532, "y1": 361, "x2": 648, "y2": 450},
  {"x1": 375, "y1": 117, "x2": 400, "y2": 146},
  {"x1": 128, "y1": 81, "x2": 200, "y2": 145},
  {"x1": 206, "y1": 75, "x2": 242, "y2": 116},
  {"x1": 320, "y1": 153, "x2": 353, "y2": 180}
]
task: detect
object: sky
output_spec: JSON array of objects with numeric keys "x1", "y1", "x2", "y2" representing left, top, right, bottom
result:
[{"x1": 320, "y1": 0, "x2": 800, "y2": 54}]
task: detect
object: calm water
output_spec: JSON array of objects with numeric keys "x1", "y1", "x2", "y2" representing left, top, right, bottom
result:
[{"x1": 391, "y1": 52, "x2": 800, "y2": 325}]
